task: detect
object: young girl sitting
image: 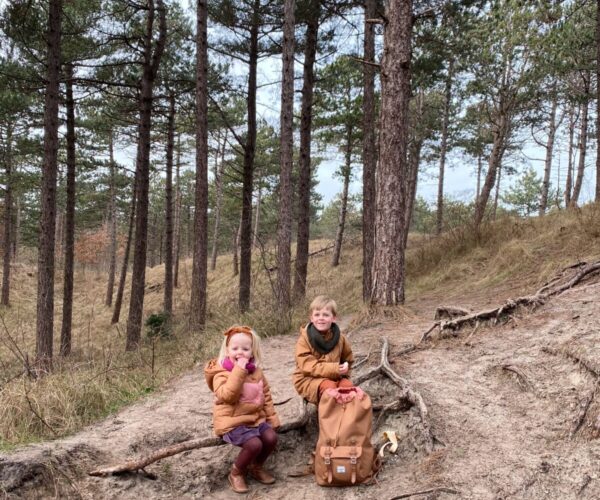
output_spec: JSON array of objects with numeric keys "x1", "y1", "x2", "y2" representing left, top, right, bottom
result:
[{"x1": 205, "y1": 325, "x2": 280, "y2": 494}]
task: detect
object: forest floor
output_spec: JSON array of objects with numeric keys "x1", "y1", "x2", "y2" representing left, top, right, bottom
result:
[{"x1": 2, "y1": 272, "x2": 600, "y2": 499}]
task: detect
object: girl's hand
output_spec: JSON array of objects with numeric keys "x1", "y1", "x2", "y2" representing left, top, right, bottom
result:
[
  {"x1": 339, "y1": 361, "x2": 349, "y2": 375},
  {"x1": 236, "y1": 357, "x2": 249, "y2": 369}
]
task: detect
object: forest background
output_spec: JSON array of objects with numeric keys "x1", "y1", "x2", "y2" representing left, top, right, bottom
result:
[{"x1": 1, "y1": 0, "x2": 600, "y2": 450}]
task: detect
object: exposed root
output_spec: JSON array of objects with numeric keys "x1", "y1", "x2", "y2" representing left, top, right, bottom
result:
[
  {"x1": 390, "y1": 486, "x2": 460, "y2": 499},
  {"x1": 542, "y1": 345, "x2": 600, "y2": 437},
  {"x1": 501, "y1": 364, "x2": 534, "y2": 392},
  {"x1": 89, "y1": 400, "x2": 310, "y2": 477},
  {"x1": 434, "y1": 305, "x2": 470, "y2": 320},
  {"x1": 355, "y1": 337, "x2": 436, "y2": 454},
  {"x1": 420, "y1": 260, "x2": 600, "y2": 341}
]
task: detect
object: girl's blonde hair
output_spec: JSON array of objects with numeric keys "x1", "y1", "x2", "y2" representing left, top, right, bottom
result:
[{"x1": 217, "y1": 325, "x2": 263, "y2": 367}]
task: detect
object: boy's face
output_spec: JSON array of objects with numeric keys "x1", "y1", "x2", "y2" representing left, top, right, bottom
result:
[{"x1": 310, "y1": 307, "x2": 336, "y2": 333}]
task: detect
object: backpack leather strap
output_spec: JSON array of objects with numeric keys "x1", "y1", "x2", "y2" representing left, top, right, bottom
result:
[
  {"x1": 350, "y1": 441, "x2": 358, "y2": 484},
  {"x1": 324, "y1": 443, "x2": 333, "y2": 484}
]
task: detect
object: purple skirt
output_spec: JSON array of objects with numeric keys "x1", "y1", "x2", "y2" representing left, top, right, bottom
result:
[{"x1": 222, "y1": 422, "x2": 272, "y2": 446}]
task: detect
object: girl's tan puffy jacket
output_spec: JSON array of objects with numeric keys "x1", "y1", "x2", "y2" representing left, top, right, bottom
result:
[
  {"x1": 292, "y1": 324, "x2": 354, "y2": 404},
  {"x1": 204, "y1": 360, "x2": 280, "y2": 436}
]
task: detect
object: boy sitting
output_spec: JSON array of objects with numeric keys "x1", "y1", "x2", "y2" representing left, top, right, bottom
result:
[{"x1": 293, "y1": 296, "x2": 354, "y2": 404}]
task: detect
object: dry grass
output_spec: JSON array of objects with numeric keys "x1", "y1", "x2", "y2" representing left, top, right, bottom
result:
[{"x1": 1, "y1": 206, "x2": 599, "y2": 448}]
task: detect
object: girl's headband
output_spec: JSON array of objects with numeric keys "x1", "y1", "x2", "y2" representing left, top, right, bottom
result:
[{"x1": 223, "y1": 325, "x2": 254, "y2": 345}]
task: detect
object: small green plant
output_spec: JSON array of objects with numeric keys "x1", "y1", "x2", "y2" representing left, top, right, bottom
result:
[{"x1": 145, "y1": 312, "x2": 171, "y2": 339}]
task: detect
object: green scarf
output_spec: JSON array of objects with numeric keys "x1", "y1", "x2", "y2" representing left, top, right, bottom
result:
[{"x1": 307, "y1": 322, "x2": 340, "y2": 355}]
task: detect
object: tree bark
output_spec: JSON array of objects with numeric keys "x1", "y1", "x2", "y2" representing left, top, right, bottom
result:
[
  {"x1": 570, "y1": 72, "x2": 590, "y2": 208},
  {"x1": 105, "y1": 129, "x2": 118, "y2": 306},
  {"x1": 565, "y1": 102, "x2": 577, "y2": 207},
  {"x1": 370, "y1": 0, "x2": 412, "y2": 306},
  {"x1": 173, "y1": 133, "x2": 182, "y2": 288},
  {"x1": 476, "y1": 154, "x2": 482, "y2": 202},
  {"x1": 362, "y1": 0, "x2": 377, "y2": 303},
  {"x1": 164, "y1": 93, "x2": 175, "y2": 319},
  {"x1": 276, "y1": 0, "x2": 295, "y2": 314},
  {"x1": 210, "y1": 130, "x2": 227, "y2": 271},
  {"x1": 596, "y1": 0, "x2": 600, "y2": 202},
  {"x1": 126, "y1": 0, "x2": 167, "y2": 350},
  {"x1": 473, "y1": 111, "x2": 508, "y2": 230},
  {"x1": 35, "y1": 0, "x2": 62, "y2": 371},
  {"x1": 60, "y1": 62, "x2": 76, "y2": 357},
  {"x1": 293, "y1": 0, "x2": 319, "y2": 301},
  {"x1": 190, "y1": 0, "x2": 209, "y2": 329},
  {"x1": 492, "y1": 161, "x2": 502, "y2": 220},
  {"x1": 111, "y1": 183, "x2": 136, "y2": 325},
  {"x1": 539, "y1": 91, "x2": 558, "y2": 216},
  {"x1": 253, "y1": 184, "x2": 261, "y2": 247},
  {"x1": 239, "y1": 0, "x2": 260, "y2": 313},
  {"x1": 332, "y1": 129, "x2": 352, "y2": 267},
  {"x1": 436, "y1": 59, "x2": 453, "y2": 235},
  {"x1": 1, "y1": 125, "x2": 13, "y2": 307}
]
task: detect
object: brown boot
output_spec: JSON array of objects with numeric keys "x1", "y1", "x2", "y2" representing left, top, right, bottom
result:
[
  {"x1": 228, "y1": 464, "x2": 249, "y2": 494},
  {"x1": 248, "y1": 464, "x2": 276, "y2": 484}
]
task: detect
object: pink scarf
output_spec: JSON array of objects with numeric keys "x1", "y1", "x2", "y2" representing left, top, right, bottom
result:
[{"x1": 222, "y1": 357, "x2": 256, "y2": 374}]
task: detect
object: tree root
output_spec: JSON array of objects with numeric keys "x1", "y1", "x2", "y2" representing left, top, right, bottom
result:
[
  {"x1": 501, "y1": 364, "x2": 534, "y2": 392},
  {"x1": 542, "y1": 345, "x2": 600, "y2": 437},
  {"x1": 89, "y1": 400, "x2": 311, "y2": 477},
  {"x1": 420, "y1": 260, "x2": 600, "y2": 342},
  {"x1": 354, "y1": 337, "x2": 436, "y2": 453},
  {"x1": 390, "y1": 486, "x2": 459, "y2": 499}
]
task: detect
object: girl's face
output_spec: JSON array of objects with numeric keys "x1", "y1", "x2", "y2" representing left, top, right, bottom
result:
[
  {"x1": 310, "y1": 307, "x2": 336, "y2": 333},
  {"x1": 227, "y1": 333, "x2": 253, "y2": 362}
]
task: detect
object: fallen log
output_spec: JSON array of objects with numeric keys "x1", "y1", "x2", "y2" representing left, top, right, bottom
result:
[
  {"x1": 420, "y1": 260, "x2": 600, "y2": 342},
  {"x1": 89, "y1": 400, "x2": 310, "y2": 477}
]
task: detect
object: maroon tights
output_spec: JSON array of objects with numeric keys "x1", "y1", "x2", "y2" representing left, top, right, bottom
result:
[{"x1": 234, "y1": 428, "x2": 278, "y2": 472}]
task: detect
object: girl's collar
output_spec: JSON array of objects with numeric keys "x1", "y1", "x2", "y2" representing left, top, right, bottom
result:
[{"x1": 222, "y1": 357, "x2": 256, "y2": 373}]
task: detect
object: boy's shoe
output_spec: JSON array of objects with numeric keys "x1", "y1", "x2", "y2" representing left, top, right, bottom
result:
[
  {"x1": 248, "y1": 464, "x2": 276, "y2": 484},
  {"x1": 228, "y1": 465, "x2": 249, "y2": 493}
]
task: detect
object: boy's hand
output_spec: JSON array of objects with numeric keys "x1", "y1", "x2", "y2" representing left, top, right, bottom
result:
[
  {"x1": 339, "y1": 361, "x2": 349, "y2": 375},
  {"x1": 236, "y1": 357, "x2": 249, "y2": 369}
]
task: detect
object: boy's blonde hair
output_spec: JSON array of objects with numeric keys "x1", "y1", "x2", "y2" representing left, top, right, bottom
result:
[
  {"x1": 309, "y1": 295, "x2": 338, "y2": 316},
  {"x1": 217, "y1": 325, "x2": 263, "y2": 367}
]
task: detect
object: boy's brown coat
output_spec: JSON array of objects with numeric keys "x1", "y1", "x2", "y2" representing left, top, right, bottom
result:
[
  {"x1": 292, "y1": 324, "x2": 354, "y2": 404},
  {"x1": 204, "y1": 360, "x2": 280, "y2": 436}
]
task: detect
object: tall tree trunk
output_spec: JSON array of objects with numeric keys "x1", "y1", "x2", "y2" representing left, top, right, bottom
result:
[
  {"x1": 239, "y1": 0, "x2": 260, "y2": 313},
  {"x1": 164, "y1": 93, "x2": 175, "y2": 318},
  {"x1": 1, "y1": 125, "x2": 13, "y2": 306},
  {"x1": 565, "y1": 102, "x2": 577, "y2": 207},
  {"x1": 596, "y1": 0, "x2": 600, "y2": 202},
  {"x1": 60, "y1": 63, "x2": 76, "y2": 357},
  {"x1": 105, "y1": 129, "x2": 117, "y2": 306},
  {"x1": 476, "y1": 154, "x2": 482, "y2": 202},
  {"x1": 371, "y1": 0, "x2": 412, "y2": 306},
  {"x1": 211, "y1": 131, "x2": 226, "y2": 270},
  {"x1": 126, "y1": 0, "x2": 167, "y2": 350},
  {"x1": 232, "y1": 216, "x2": 241, "y2": 277},
  {"x1": 36, "y1": 0, "x2": 62, "y2": 371},
  {"x1": 253, "y1": 184, "x2": 261, "y2": 248},
  {"x1": 276, "y1": 0, "x2": 295, "y2": 314},
  {"x1": 473, "y1": 111, "x2": 508, "y2": 230},
  {"x1": 570, "y1": 73, "x2": 590, "y2": 208},
  {"x1": 13, "y1": 195, "x2": 20, "y2": 263},
  {"x1": 493, "y1": 162, "x2": 502, "y2": 220},
  {"x1": 436, "y1": 59, "x2": 453, "y2": 235},
  {"x1": 173, "y1": 133, "x2": 181, "y2": 288},
  {"x1": 293, "y1": 0, "x2": 319, "y2": 301},
  {"x1": 405, "y1": 89, "x2": 424, "y2": 249},
  {"x1": 111, "y1": 184, "x2": 136, "y2": 325},
  {"x1": 332, "y1": 129, "x2": 353, "y2": 267},
  {"x1": 362, "y1": 0, "x2": 377, "y2": 303},
  {"x1": 539, "y1": 92, "x2": 558, "y2": 216},
  {"x1": 190, "y1": 0, "x2": 209, "y2": 329}
]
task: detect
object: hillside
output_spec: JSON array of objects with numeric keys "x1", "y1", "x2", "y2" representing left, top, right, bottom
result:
[{"x1": 1, "y1": 208, "x2": 600, "y2": 499}]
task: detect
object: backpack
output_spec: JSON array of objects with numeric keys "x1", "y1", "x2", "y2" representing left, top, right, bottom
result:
[{"x1": 314, "y1": 386, "x2": 379, "y2": 486}]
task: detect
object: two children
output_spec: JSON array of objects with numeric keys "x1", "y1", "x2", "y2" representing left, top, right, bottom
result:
[{"x1": 205, "y1": 296, "x2": 353, "y2": 494}]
